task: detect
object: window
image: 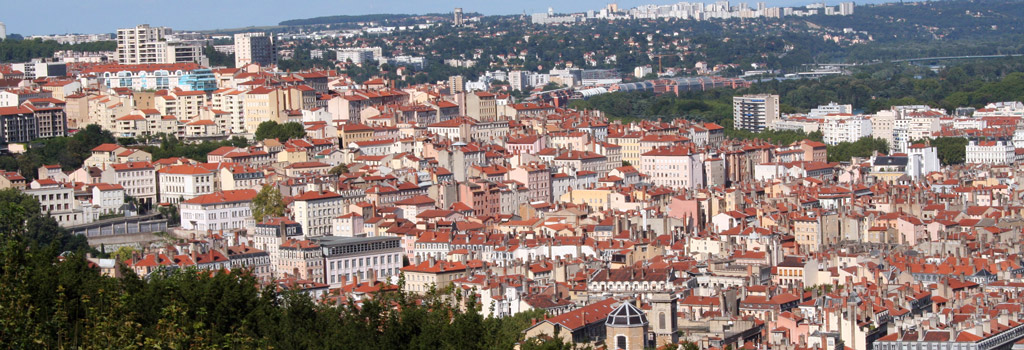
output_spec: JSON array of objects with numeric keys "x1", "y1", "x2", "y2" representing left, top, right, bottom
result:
[{"x1": 616, "y1": 335, "x2": 627, "y2": 350}]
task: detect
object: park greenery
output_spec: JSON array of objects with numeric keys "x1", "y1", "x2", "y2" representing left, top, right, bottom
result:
[
  {"x1": 138, "y1": 134, "x2": 250, "y2": 163},
  {"x1": 0, "y1": 38, "x2": 116, "y2": 62},
  {"x1": 254, "y1": 121, "x2": 308, "y2": 142},
  {"x1": 0, "y1": 188, "x2": 563, "y2": 348},
  {"x1": 0, "y1": 125, "x2": 115, "y2": 180},
  {"x1": 0, "y1": 189, "x2": 92, "y2": 253},
  {"x1": 0, "y1": 127, "x2": 251, "y2": 180}
]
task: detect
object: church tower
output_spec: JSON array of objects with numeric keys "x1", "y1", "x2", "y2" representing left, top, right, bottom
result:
[{"x1": 650, "y1": 293, "x2": 678, "y2": 346}]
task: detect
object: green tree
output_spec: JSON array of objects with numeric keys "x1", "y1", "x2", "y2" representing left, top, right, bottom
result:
[
  {"x1": 329, "y1": 163, "x2": 349, "y2": 175},
  {"x1": 111, "y1": 246, "x2": 138, "y2": 263},
  {"x1": 252, "y1": 186, "x2": 286, "y2": 223},
  {"x1": 254, "y1": 121, "x2": 307, "y2": 141}
]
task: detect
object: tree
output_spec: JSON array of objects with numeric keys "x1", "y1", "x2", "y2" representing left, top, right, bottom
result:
[
  {"x1": 916, "y1": 137, "x2": 968, "y2": 165},
  {"x1": 158, "y1": 203, "x2": 180, "y2": 227},
  {"x1": 111, "y1": 246, "x2": 138, "y2": 263},
  {"x1": 252, "y1": 186, "x2": 286, "y2": 223},
  {"x1": 254, "y1": 121, "x2": 307, "y2": 141},
  {"x1": 329, "y1": 163, "x2": 350, "y2": 175}
]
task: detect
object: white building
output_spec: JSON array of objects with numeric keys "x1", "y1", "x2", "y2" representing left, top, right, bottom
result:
[
  {"x1": 179, "y1": 189, "x2": 258, "y2": 231},
  {"x1": 906, "y1": 144, "x2": 940, "y2": 179},
  {"x1": 290, "y1": 190, "x2": 344, "y2": 238},
  {"x1": 91, "y1": 183, "x2": 125, "y2": 215},
  {"x1": 808, "y1": 102, "x2": 853, "y2": 117},
  {"x1": 316, "y1": 235, "x2": 404, "y2": 288},
  {"x1": 966, "y1": 140, "x2": 1015, "y2": 165},
  {"x1": 24, "y1": 180, "x2": 93, "y2": 227},
  {"x1": 116, "y1": 24, "x2": 206, "y2": 65},
  {"x1": 234, "y1": 32, "x2": 276, "y2": 68},
  {"x1": 640, "y1": 146, "x2": 705, "y2": 189},
  {"x1": 733, "y1": 94, "x2": 780, "y2": 132},
  {"x1": 100, "y1": 161, "x2": 157, "y2": 207},
  {"x1": 158, "y1": 164, "x2": 215, "y2": 204},
  {"x1": 822, "y1": 116, "x2": 871, "y2": 145}
]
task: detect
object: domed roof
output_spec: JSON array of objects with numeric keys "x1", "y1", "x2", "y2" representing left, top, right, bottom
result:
[{"x1": 605, "y1": 301, "x2": 648, "y2": 328}]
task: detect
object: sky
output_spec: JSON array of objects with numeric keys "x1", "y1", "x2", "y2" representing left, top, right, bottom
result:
[{"x1": 2, "y1": 0, "x2": 885, "y2": 36}]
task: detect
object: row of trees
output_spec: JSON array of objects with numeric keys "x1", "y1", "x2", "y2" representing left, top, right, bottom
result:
[
  {"x1": 0, "y1": 125, "x2": 116, "y2": 180},
  {"x1": 137, "y1": 134, "x2": 250, "y2": 163},
  {"x1": 0, "y1": 187, "x2": 577, "y2": 349},
  {"x1": 0, "y1": 38, "x2": 116, "y2": 62}
]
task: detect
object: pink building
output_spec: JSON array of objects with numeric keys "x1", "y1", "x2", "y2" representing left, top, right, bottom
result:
[
  {"x1": 506, "y1": 134, "x2": 544, "y2": 155},
  {"x1": 508, "y1": 162, "x2": 552, "y2": 203},
  {"x1": 641, "y1": 145, "x2": 705, "y2": 189}
]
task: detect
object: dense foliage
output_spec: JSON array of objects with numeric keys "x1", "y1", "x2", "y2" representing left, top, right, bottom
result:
[
  {"x1": 0, "y1": 38, "x2": 116, "y2": 62},
  {"x1": 0, "y1": 125, "x2": 115, "y2": 180},
  {"x1": 253, "y1": 121, "x2": 307, "y2": 141},
  {"x1": 0, "y1": 229, "x2": 554, "y2": 349},
  {"x1": 915, "y1": 137, "x2": 970, "y2": 165},
  {"x1": 138, "y1": 134, "x2": 250, "y2": 163},
  {"x1": 826, "y1": 138, "x2": 890, "y2": 163},
  {"x1": 0, "y1": 189, "x2": 91, "y2": 253},
  {"x1": 205, "y1": 43, "x2": 235, "y2": 68}
]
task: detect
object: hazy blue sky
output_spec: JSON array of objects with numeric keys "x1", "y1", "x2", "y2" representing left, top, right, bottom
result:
[{"x1": 3, "y1": 0, "x2": 881, "y2": 36}]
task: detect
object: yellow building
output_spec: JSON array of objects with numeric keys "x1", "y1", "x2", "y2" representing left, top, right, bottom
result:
[{"x1": 399, "y1": 259, "x2": 467, "y2": 294}]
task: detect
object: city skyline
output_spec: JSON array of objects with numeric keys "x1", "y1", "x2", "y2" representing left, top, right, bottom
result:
[{"x1": 4, "y1": 0, "x2": 885, "y2": 36}]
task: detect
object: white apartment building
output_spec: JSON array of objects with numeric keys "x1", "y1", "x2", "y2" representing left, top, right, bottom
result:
[
  {"x1": 315, "y1": 236, "x2": 404, "y2": 288},
  {"x1": 906, "y1": 144, "x2": 941, "y2": 179},
  {"x1": 336, "y1": 48, "x2": 379, "y2": 65},
  {"x1": 91, "y1": 183, "x2": 125, "y2": 215},
  {"x1": 733, "y1": 94, "x2": 780, "y2": 132},
  {"x1": 116, "y1": 24, "x2": 205, "y2": 65},
  {"x1": 954, "y1": 118, "x2": 987, "y2": 130},
  {"x1": 234, "y1": 32, "x2": 277, "y2": 68},
  {"x1": 974, "y1": 101, "x2": 1024, "y2": 117},
  {"x1": 907, "y1": 116, "x2": 940, "y2": 142},
  {"x1": 179, "y1": 189, "x2": 258, "y2": 231},
  {"x1": 100, "y1": 161, "x2": 157, "y2": 206},
  {"x1": 290, "y1": 190, "x2": 344, "y2": 237},
  {"x1": 808, "y1": 102, "x2": 853, "y2": 117},
  {"x1": 966, "y1": 140, "x2": 1015, "y2": 165},
  {"x1": 158, "y1": 164, "x2": 215, "y2": 204},
  {"x1": 822, "y1": 116, "x2": 872, "y2": 145},
  {"x1": 640, "y1": 146, "x2": 705, "y2": 189},
  {"x1": 211, "y1": 88, "x2": 247, "y2": 134},
  {"x1": 24, "y1": 180, "x2": 93, "y2": 226}
]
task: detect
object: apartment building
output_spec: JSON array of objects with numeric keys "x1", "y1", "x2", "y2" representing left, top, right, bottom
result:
[
  {"x1": 90, "y1": 183, "x2": 125, "y2": 215},
  {"x1": 401, "y1": 259, "x2": 468, "y2": 294},
  {"x1": 966, "y1": 140, "x2": 1015, "y2": 165},
  {"x1": 24, "y1": 179, "x2": 92, "y2": 226},
  {"x1": 291, "y1": 190, "x2": 344, "y2": 238},
  {"x1": 251, "y1": 217, "x2": 303, "y2": 269},
  {"x1": 158, "y1": 164, "x2": 215, "y2": 204},
  {"x1": 101, "y1": 161, "x2": 157, "y2": 206},
  {"x1": 116, "y1": 24, "x2": 205, "y2": 65},
  {"x1": 466, "y1": 91, "x2": 498, "y2": 121},
  {"x1": 641, "y1": 146, "x2": 705, "y2": 189},
  {"x1": 234, "y1": 32, "x2": 277, "y2": 68},
  {"x1": 315, "y1": 236, "x2": 404, "y2": 288},
  {"x1": 277, "y1": 239, "x2": 324, "y2": 283},
  {"x1": 733, "y1": 94, "x2": 780, "y2": 132},
  {"x1": 178, "y1": 189, "x2": 258, "y2": 231}
]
